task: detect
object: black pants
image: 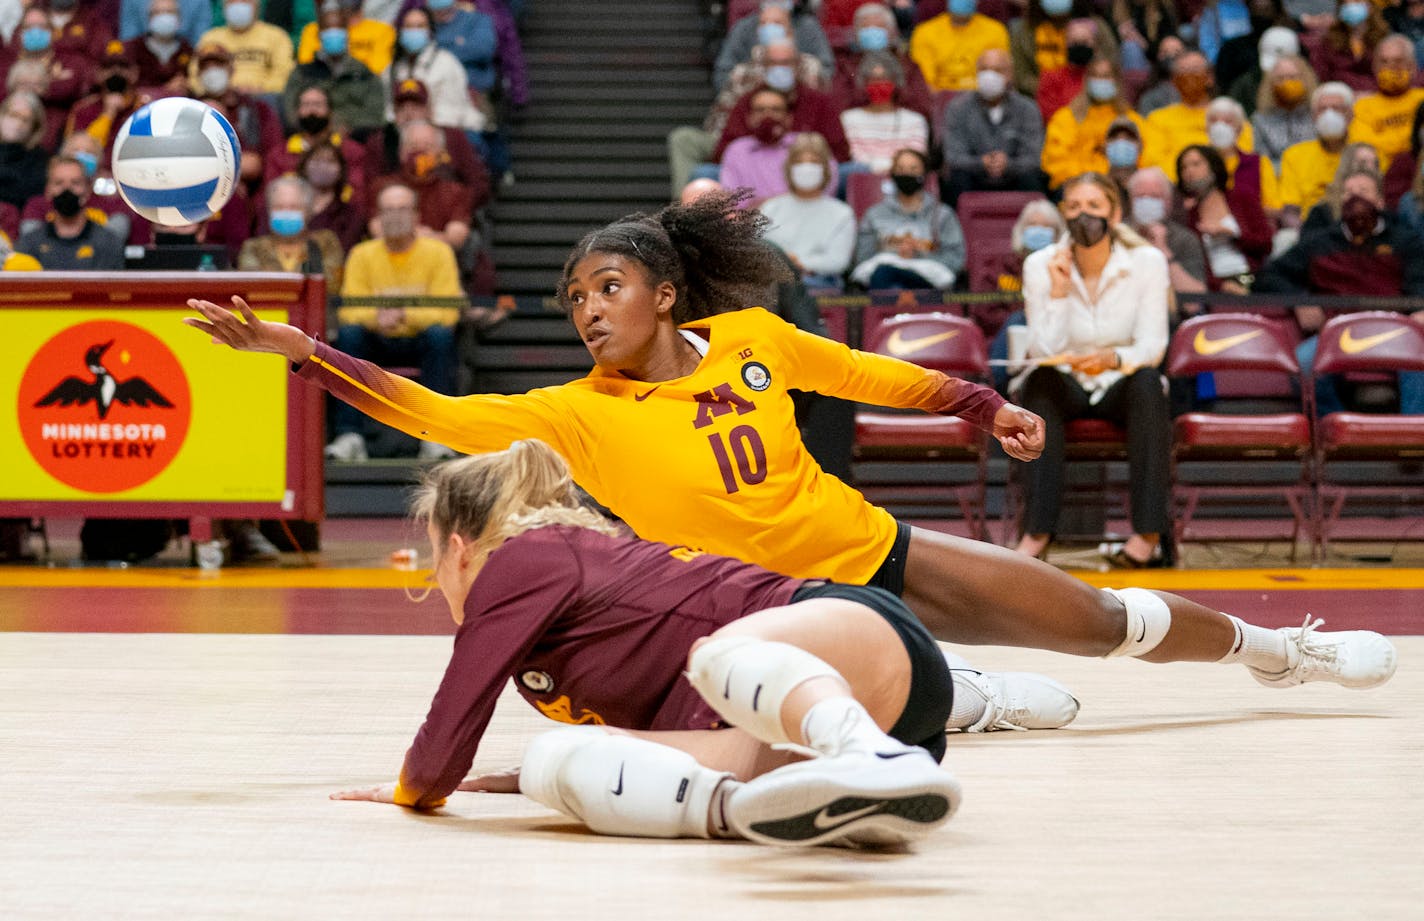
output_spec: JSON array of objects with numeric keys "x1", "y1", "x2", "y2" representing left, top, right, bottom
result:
[{"x1": 1018, "y1": 366, "x2": 1170, "y2": 537}]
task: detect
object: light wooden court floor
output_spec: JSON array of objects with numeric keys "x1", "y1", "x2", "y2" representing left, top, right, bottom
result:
[{"x1": 1, "y1": 633, "x2": 1419, "y2": 921}]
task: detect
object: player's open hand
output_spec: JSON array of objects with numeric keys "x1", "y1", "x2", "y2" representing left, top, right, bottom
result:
[
  {"x1": 330, "y1": 782, "x2": 397, "y2": 804},
  {"x1": 456, "y1": 767, "x2": 521, "y2": 794},
  {"x1": 183, "y1": 295, "x2": 315, "y2": 364},
  {"x1": 993, "y1": 403, "x2": 1045, "y2": 461}
]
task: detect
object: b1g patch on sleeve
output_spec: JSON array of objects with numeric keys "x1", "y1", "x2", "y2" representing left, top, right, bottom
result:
[
  {"x1": 741, "y1": 361, "x2": 771, "y2": 392},
  {"x1": 519, "y1": 670, "x2": 554, "y2": 693}
]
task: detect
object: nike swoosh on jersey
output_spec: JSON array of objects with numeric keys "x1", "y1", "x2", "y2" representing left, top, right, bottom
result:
[
  {"x1": 1339, "y1": 326, "x2": 1409, "y2": 354},
  {"x1": 812, "y1": 801, "x2": 886, "y2": 831},
  {"x1": 634, "y1": 386, "x2": 662, "y2": 401},
  {"x1": 612, "y1": 763, "x2": 625, "y2": 796},
  {"x1": 885, "y1": 329, "x2": 959, "y2": 357},
  {"x1": 1192, "y1": 328, "x2": 1263, "y2": 356}
]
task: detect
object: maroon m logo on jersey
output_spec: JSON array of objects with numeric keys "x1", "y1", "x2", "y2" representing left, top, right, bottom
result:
[{"x1": 691, "y1": 382, "x2": 756, "y2": 429}]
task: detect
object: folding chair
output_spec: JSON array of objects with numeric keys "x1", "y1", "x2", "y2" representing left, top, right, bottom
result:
[{"x1": 956, "y1": 190, "x2": 1047, "y2": 293}]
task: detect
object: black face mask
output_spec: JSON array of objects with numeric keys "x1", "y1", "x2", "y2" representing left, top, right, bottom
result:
[
  {"x1": 52, "y1": 188, "x2": 83, "y2": 218},
  {"x1": 891, "y1": 173, "x2": 925, "y2": 195},
  {"x1": 298, "y1": 114, "x2": 330, "y2": 135},
  {"x1": 104, "y1": 73, "x2": 129, "y2": 94},
  {"x1": 1341, "y1": 194, "x2": 1381, "y2": 240},
  {"x1": 1066, "y1": 43, "x2": 1095, "y2": 67},
  {"x1": 1066, "y1": 212, "x2": 1109, "y2": 247}
]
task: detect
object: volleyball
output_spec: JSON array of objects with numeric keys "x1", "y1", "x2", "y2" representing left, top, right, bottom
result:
[{"x1": 111, "y1": 97, "x2": 240, "y2": 227}]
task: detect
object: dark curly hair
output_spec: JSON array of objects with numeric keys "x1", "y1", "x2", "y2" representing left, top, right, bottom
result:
[{"x1": 557, "y1": 188, "x2": 793, "y2": 325}]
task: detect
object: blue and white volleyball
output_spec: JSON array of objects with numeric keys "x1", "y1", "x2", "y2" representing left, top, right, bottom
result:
[{"x1": 112, "y1": 97, "x2": 240, "y2": 227}]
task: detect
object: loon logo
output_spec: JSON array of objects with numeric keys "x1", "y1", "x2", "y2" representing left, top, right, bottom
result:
[{"x1": 18, "y1": 320, "x2": 191, "y2": 493}]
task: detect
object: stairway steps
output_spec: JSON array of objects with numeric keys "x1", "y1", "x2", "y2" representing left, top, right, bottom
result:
[
  {"x1": 511, "y1": 138, "x2": 670, "y2": 160},
  {"x1": 525, "y1": 49, "x2": 707, "y2": 68},
  {"x1": 494, "y1": 269, "x2": 566, "y2": 294},
  {"x1": 512, "y1": 159, "x2": 669, "y2": 180},
  {"x1": 515, "y1": 120, "x2": 678, "y2": 141},
  {"x1": 498, "y1": 179, "x2": 672, "y2": 200},
  {"x1": 493, "y1": 243, "x2": 588, "y2": 265},
  {"x1": 530, "y1": 83, "x2": 712, "y2": 103},
  {"x1": 491, "y1": 199, "x2": 666, "y2": 224},
  {"x1": 531, "y1": 69, "x2": 710, "y2": 88},
  {"x1": 522, "y1": 102, "x2": 709, "y2": 122}
]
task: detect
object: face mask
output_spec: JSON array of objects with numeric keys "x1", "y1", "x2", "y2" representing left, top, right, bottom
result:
[
  {"x1": 270, "y1": 209, "x2": 306, "y2": 236},
  {"x1": 104, "y1": 73, "x2": 130, "y2": 94},
  {"x1": 752, "y1": 117, "x2": 786, "y2": 144},
  {"x1": 1086, "y1": 77, "x2": 1116, "y2": 102},
  {"x1": 0, "y1": 115, "x2": 27, "y2": 144},
  {"x1": 298, "y1": 113, "x2": 330, "y2": 136},
  {"x1": 428, "y1": 0, "x2": 455, "y2": 10},
  {"x1": 1040, "y1": 0, "x2": 1072, "y2": 16},
  {"x1": 1207, "y1": 121, "x2": 1238, "y2": 150},
  {"x1": 864, "y1": 79, "x2": 896, "y2": 106},
  {"x1": 1104, "y1": 138, "x2": 1140, "y2": 168},
  {"x1": 1338, "y1": 2, "x2": 1369, "y2": 27},
  {"x1": 891, "y1": 172, "x2": 924, "y2": 195},
  {"x1": 382, "y1": 211, "x2": 415, "y2": 239},
  {"x1": 304, "y1": 161, "x2": 341, "y2": 189},
  {"x1": 1066, "y1": 43, "x2": 1095, "y2": 68},
  {"x1": 1066, "y1": 212, "x2": 1108, "y2": 247},
  {"x1": 856, "y1": 26, "x2": 889, "y2": 52},
  {"x1": 149, "y1": 13, "x2": 180, "y2": 38},
  {"x1": 764, "y1": 65, "x2": 795, "y2": 92},
  {"x1": 319, "y1": 28, "x2": 348, "y2": 57},
  {"x1": 200, "y1": 66, "x2": 230, "y2": 95},
  {"x1": 757, "y1": 22, "x2": 787, "y2": 47},
  {"x1": 948, "y1": 0, "x2": 977, "y2": 16},
  {"x1": 1341, "y1": 193, "x2": 1380, "y2": 239},
  {"x1": 1181, "y1": 174, "x2": 1215, "y2": 197},
  {"x1": 224, "y1": 2, "x2": 255, "y2": 30},
  {"x1": 52, "y1": 188, "x2": 83, "y2": 218},
  {"x1": 74, "y1": 150, "x2": 99, "y2": 176},
  {"x1": 1021, "y1": 224, "x2": 1056, "y2": 252},
  {"x1": 1377, "y1": 66, "x2": 1412, "y2": 95},
  {"x1": 976, "y1": 69, "x2": 1007, "y2": 100},
  {"x1": 399, "y1": 28, "x2": 429, "y2": 54},
  {"x1": 789, "y1": 161, "x2": 825, "y2": 191},
  {"x1": 21, "y1": 27, "x2": 51, "y2": 53},
  {"x1": 1274, "y1": 78, "x2": 1305, "y2": 106},
  {"x1": 1174, "y1": 72, "x2": 1211, "y2": 103},
  {"x1": 1315, "y1": 108, "x2": 1348, "y2": 139},
  {"x1": 1131, "y1": 195, "x2": 1166, "y2": 225}
]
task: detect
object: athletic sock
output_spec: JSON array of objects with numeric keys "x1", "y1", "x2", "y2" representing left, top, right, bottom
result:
[
  {"x1": 1216, "y1": 614, "x2": 1291, "y2": 670},
  {"x1": 799, "y1": 697, "x2": 899, "y2": 756}
]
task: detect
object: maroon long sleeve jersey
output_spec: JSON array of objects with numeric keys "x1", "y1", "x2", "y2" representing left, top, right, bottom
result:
[{"x1": 393, "y1": 525, "x2": 804, "y2": 809}]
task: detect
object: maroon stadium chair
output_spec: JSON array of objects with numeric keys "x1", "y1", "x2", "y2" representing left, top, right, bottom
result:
[
  {"x1": 1311, "y1": 312, "x2": 1424, "y2": 558},
  {"x1": 727, "y1": 0, "x2": 760, "y2": 26},
  {"x1": 818, "y1": 302, "x2": 849, "y2": 343},
  {"x1": 853, "y1": 312, "x2": 992, "y2": 536},
  {"x1": 930, "y1": 89, "x2": 960, "y2": 142},
  {"x1": 957, "y1": 190, "x2": 1047, "y2": 293},
  {"x1": 1166, "y1": 314, "x2": 1314, "y2": 559}
]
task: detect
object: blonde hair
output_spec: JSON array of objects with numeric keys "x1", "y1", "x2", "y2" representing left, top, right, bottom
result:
[
  {"x1": 782, "y1": 130, "x2": 832, "y2": 188},
  {"x1": 411, "y1": 440, "x2": 620, "y2": 571},
  {"x1": 1059, "y1": 172, "x2": 1150, "y2": 249}
]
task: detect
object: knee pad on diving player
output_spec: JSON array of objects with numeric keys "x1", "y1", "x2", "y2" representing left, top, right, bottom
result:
[
  {"x1": 685, "y1": 635, "x2": 843, "y2": 745},
  {"x1": 1101, "y1": 587, "x2": 1171, "y2": 658}
]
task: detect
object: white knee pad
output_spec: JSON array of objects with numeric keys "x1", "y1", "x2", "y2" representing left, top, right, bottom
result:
[
  {"x1": 520, "y1": 727, "x2": 730, "y2": 839},
  {"x1": 1101, "y1": 587, "x2": 1172, "y2": 658},
  {"x1": 685, "y1": 635, "x2": 841, "y2": 745}
]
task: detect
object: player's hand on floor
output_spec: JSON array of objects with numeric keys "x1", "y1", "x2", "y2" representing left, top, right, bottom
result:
[
  {"x1": 184, "y1": 295, "x2": 315, "y2": 364},
  {"x1": 456, "y1": 767, "x2": 521, "y2": 793},
  {"x1": 993, "y1": 403, "x2": 1046, "y2": 461},
  {"x1": 330, "y1": 782, "x2": 397, "y2": 804}
]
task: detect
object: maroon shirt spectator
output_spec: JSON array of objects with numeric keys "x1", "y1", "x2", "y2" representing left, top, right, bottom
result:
[
  {"x1": 361, "y1": 79, "x2": 491, "y2": 206},
  {"x1": 367, "y1": 167, "x2": 474, "y2": 243},
  {"x1": 125, "y1": 32, "x2": 193, "y2": 92},
  {"x1": 715, "y1": 81, "x2": 851, "y2": 162},
  {"x1": 292, "y1": 142, "x2": 367, "y2": 253},
  {"x1": 1309, "y1": 15, "x2": 1389, "y2": 94},
  {"x1": 829, "y1": 50, "x2": 934, "y2": 120}
]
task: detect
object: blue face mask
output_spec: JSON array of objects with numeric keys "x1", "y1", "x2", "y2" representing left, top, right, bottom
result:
[
  {"x1": 764, "y1": 65, "x2": 796, "y2": 92},
  {"x1": 21, "y1": 27, "x2": 51, "y2": 53},
  {"x1": 149, "y1": 12, "x2": 180, "y2": 38},
  {"x1": 270, "y1": 210, "x2": 306, "y2": 237},
  {"x1": 949, "y1": 0, "x2": 977, "y2": 16},
  {"x1": 319, "y1": 28, "x2": 348, "y2": 57},
  {"x1": 1022, "y1": 225, "x2": 1057, "y2": 252},
  {"x1": 1338, "y1": 2, "x2": 1370, "y2": 27},
  {"x1": 1104, "y1": 138, "x2": 1140, "y2": 168},
  {"x1": 1087, "y1": 78, "x2": 1117, "y2": 102},
  {"x1": 1040, "y1": 0, "x2": 1073, "y2": 15},
  {"x1": 856, "y1": 26, "x2": 889, "y2": 51},
  {"x1": 224, "y1": 2, "x2": 255, "y2": 29},
  {"x1": 74, "y1": 150, "x2": 99, "y2": 177},
  {"x1": 399, "y1": 28, "x2": 429, "y2": 54},
  {"x1": 757, "y1": 22, "x2": 788, "y2": 47}
]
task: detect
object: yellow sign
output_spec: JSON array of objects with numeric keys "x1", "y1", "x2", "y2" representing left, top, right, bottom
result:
[{"x1": 2, "y1": 309, "x2": 290, "y2": 502}]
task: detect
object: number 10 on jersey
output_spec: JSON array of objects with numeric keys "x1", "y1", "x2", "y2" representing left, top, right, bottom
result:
[{"x1": 707, "y1": 425, "x2": 767, "y2": 494}]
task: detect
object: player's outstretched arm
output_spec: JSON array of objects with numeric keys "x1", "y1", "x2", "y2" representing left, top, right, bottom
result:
[
  {"x1": 330, "y1": 781, "x2": 397, "y2": 804},
  {"x1": 183, "y1": 295, "x2": 315, "y2": 364}
]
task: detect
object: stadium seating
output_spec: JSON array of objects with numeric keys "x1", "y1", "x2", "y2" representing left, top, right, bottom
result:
[{"x1": 955, "y1": 190, "x2": 1045, "y2": 293}]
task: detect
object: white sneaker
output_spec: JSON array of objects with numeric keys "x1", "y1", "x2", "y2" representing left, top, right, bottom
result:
[
  {"x1": 417, "y1": 440, "x2": 459, "y2": 461},
  {"x1": 325, "y1": 432, "x2": 368, "y2": 462},
  {"x1": 951, "y1": 670, "x2": 1081, "y2": 732},
  {"x1": 1248, "y1": 616, "x2": 1398, "y2": 690}
]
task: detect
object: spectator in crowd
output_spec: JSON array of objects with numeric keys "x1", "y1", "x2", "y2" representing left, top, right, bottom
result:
[
  {"x1": 1387, "y1": 0, "x2": 1424, "y2": 68},
  {"x1": 720, "y1": 87, "x2": 826, "y2": 205},
  {"x1": 192, "y1": 0, "x2": 296, "y2": 95},
  {"x1": 328, "y1": 181, "x2": 464, "y2": 463},
  {"x1": 1109, "y1": 0, "x2": 1179, "y2": 75},
  {"x1": 64, "y1": 41, "x2": 154, "y2": 158},
  {"x1": 1009, "y1": 0, "x2": 1118, "y2": 98},
  {"x1": 1144, "y1": 50, "x2": 1259, "y2": 180},
  {"x1": 1206, "y1": 95, "x2": 1281, "y2": 214},
  {"x1": 5, "y1": 59, "x2": 62, "y2": 151},
  {"x1": 120, "y1": 0, "x2": 209, "y2": 46},
  {"x1": 239, "y1": 174, "x2": 344, "y2": 285},
  {"x1": 0, "y1": 90, "x2": 48, "y2": 211},
  {"x1": 194, "y1": 42, "x2": 284, "y2": 192},
  {"x1": 850, "y1": 147, "x2": 965, "y2": 290},
  {"x1": 1, "y1": 6, "x2": 93, "y2": 135},
  {"x1": 281, "y1": 3, "x2": 385, "y2": 139},
  {"x1": 1278, "y1": 81, "x2": 1354, "y2": 226},
  {"x1": 368, "y1": 120, "x2": 476, "y2": 259},
  {"x1": 830, "y1": 4, "x2": 932, "y2": 120},
  {"x1": 1301, "y1": 140, "x2": 1381, "y2": 228},
  {"x1": 1177, "y1": 143, "x2": 1272, "y2": 291},
  {"x1": 1195, "y1": 0, "x2": 1254, "y2": 67},
  {"x1": 1042, "y1": 54, "x2": 1147, "y2": 191},
  {"x1": 988, "y1": 198, "x2": 1065, "y2": 391},
  {"x1": 21, "y1": 131, "x2": 137, "y2": 244},
  {"x1": 16, "y1": 156, "x2": 126, "y2": 270},
  {"x1": 1126, "y1": 165, "x2": 1209, "y2": 292},
  {"x1": 759, "y1": 132, "x2": 856, "y2": 291},
  {"x1": 266, "y1": 84, "x2": 368, "y2": 196},
  {"x1": 1255, "y1": 167, "x2": 1424, "y2": 416},
  {"x1": 1226, "y1": 23, "x2": 1299, "y2": 115},
  {"x1": 839, "y1": 52, "x2": 929, "y2": 175},
  {"x1": 425, "y1": 0, "x2": 529, "y2": 109},
  {"x1": 1382, "y1": 99, "x2": 1424, "y2": 207},
  {"x1": 714, "y1": 0, "x2": 833, "y2": 92},
  {"x1": 296, "y1": 141, "x2": 365, "y2": 252},
  {"x1": 384, "y1": 5, "x2": 489, "y2": 135},
  {"x1": 1286, "y1": 0, "x2": 1335, "y2": 32},
  {"x1": 1251, "y1": 52, "x2": 1318, "y2": 166},
  {"x1": 298, "y1": 0, "x2": 393, "y2": 76},
  {"x1": 124, "y1": 0, "x2": 195, "y2": 93},
  {"x1": 35, "y1": 0, "x2": 114, "y2": 62},
  {"x1": 1135, "y1": 32, "x2": 1185, "y2": 114},
  {"x1": 1310, "y1": 0, "x2": 1389, "y2": 92},
  {"x1": 1015, "y1": 171, "x2": 1171, "y2": 567},
  {"x1": 941, "y1": 47, "x2": 1045, "y2": 204},
  {"x1": 715, "y1": 64, "x2": 851, "y2": 166},
  {"x1": 908, "y1": 0, "x2": 1010, "y2": 93},
  {"x1": 1346, "y1": 35, "x2": 1424, "y2": 172},
  {"x1": 1035, "y1": 16, "x2": 1102, "y2": 122},
  {"x1": 365, "y1": 78, "x2": 490, "y2": 202},
  {"x1": 1104, "y1": 115, "x2": 1145, "y2": 190}
]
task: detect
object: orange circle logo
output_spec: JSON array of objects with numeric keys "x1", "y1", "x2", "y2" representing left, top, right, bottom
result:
[{"x1": 17, "y1": 320, "x2": 191, "y2": 493}]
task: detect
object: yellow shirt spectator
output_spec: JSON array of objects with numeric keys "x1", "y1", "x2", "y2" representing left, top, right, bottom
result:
[
  {"x1": 1277, "y1": 139, "x2": 1343, "y2": 213},
  {"x1": 1042, "y1": 103, "x2": 1149, "y2": 189},
  {"x1": 192, "y1": 22, "x2": 297, "y2": 94},
  {"x1": 1347, "y1": 87, "x2": 1424, "y2": 170},
  {"x1": 1225, "y1": 150, "x2": 1282, "y2": 211},
  {"x1": 909, "y1": 13, "x2": 1010, "y2": 92},
  {"x1": 297, "y1": 18, "x2": 395, "y2": 75},
  {"x1": 1143, "y1": 103, "x2": 1257, "y2": 180},
  {"x1": 340, "y1": 236, "x2": 463, "y2": 335}
]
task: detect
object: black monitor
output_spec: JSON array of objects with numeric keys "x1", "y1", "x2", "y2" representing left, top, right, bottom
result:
[{"x1": 124, "y1": 244, "x2": 231, "y2": 271}]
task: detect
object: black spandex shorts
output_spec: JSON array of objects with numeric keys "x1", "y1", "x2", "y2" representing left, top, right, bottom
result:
[
  {"x1": 790, "y1": 580, "x2": 951, "y2": 762},
  {"x1": 864, "y1": 520, "x2": 912, "y2": 597}
]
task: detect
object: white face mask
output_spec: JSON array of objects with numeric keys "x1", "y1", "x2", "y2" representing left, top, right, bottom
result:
[
  {"x1": 975, "y1": 69, "x2": 1007, "y2": 100},
  {"x1": 200, "y1": 66, "x2": 230, "y2": 95},
  {"x1": 788, "y1": 160, "x2": 825, "y2": 192},
  {"x1": 1315, "y1": 108, "x2": 1348, "y2": 139},
  {"x1": 1207, "y1": 121, "x2": 1239, "y2": 150},
  {"x1": 1131, "y1": 195, "x2": 1167, "y2": 225}
]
